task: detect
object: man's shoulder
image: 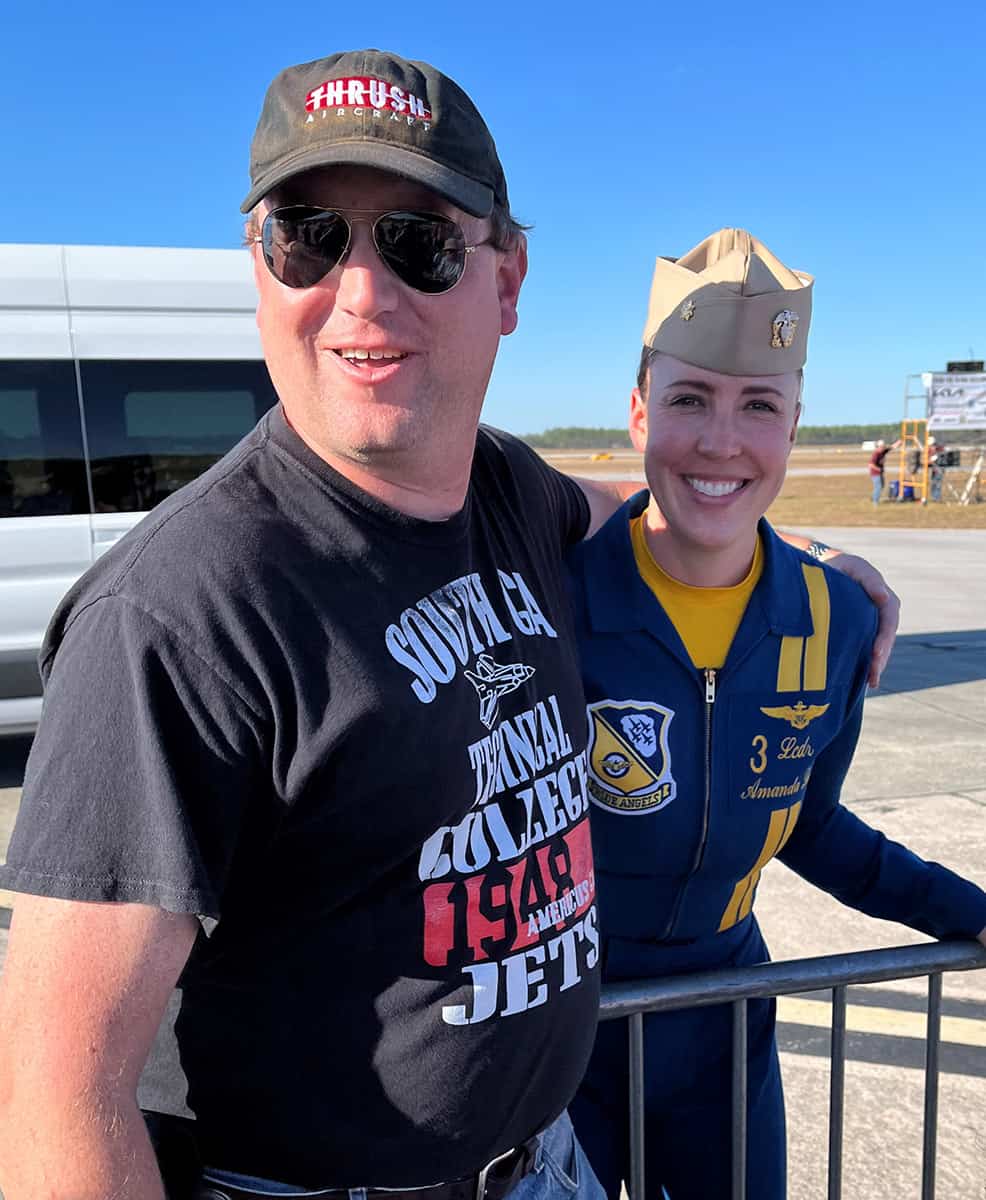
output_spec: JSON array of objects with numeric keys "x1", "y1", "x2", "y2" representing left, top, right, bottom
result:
[
  {"x1": 99, "y1": 424, "x2": 276, "y2": 583},
  {"x1": 475, "y1": 424, "x2": 542, "y2": 471},
  {"x1": 49, "y1": 419, "x2": 305, "y2": 647},
  {"x1": 473, "y1": 426, "x2": 590, "y2": 548}
]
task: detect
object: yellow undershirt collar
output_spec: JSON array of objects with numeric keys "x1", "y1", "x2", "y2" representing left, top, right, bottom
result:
[{"x1": 629, "y1": 516, "x2": 764, "y2": 669}]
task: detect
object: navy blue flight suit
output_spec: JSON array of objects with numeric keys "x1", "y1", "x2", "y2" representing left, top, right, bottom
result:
[{"x1": 566, "y1": 495, "x2": 986, "y2": 1199}]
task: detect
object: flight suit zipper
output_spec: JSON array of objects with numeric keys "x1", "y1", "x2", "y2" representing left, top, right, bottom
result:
[{"x1": 664, "y1": 667, "x2": 717, "y2": 938}]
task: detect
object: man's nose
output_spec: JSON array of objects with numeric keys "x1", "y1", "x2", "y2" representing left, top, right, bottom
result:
[{"x1": 330, "y1": 223, "x2": 400, "y2": 320}]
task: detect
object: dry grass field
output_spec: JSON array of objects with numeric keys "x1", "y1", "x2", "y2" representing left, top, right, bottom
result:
[{"x1": 541, "y1": 445, "x2": 986, "y2": 529}]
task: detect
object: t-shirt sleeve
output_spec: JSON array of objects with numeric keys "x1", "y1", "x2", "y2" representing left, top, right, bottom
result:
[
  {"x1": 0, "y1": 595, "x2": 267, "y2": 919},
  {"x1": 478, "y1": 426, "x2": 591, "y2": 549}
]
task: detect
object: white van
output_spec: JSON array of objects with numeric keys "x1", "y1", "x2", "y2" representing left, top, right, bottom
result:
[{"x1": 0, "y1": 243, "x2": 277, "y2": 734}]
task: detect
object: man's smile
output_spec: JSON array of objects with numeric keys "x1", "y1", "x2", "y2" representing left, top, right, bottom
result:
[{"x1": 334, "y1": 347, "x2": 409, "y2": 363}]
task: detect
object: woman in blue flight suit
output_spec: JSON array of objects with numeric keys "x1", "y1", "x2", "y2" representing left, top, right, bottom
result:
[{"x1": 566, "y1": 229, "x2": 986, "y2": 1200}]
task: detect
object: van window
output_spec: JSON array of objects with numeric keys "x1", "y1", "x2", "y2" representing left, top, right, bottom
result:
[
  {"x1": 0, "y1": 361, "x2": 89, "y2": 518},
  {"x1": 81, "y1": 361, "x2": 278, "y2": 513}
]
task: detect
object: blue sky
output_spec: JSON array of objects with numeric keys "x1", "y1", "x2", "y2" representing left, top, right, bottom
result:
[{"x1": 5, "y1": 0, "x2": 983, "y2": 434}]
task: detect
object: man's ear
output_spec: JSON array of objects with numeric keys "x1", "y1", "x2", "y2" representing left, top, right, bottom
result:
[
  {"x1": 250, "y1": 240, "x2": 266, "y2": 283},
  {"x1": 498, "y1": 233, "x2": 528, "y2": 336},
  {"x1": 250, "y1": 242, "x2": 269, "y2": 328},
  {"x1": 629, "y1": 386, "x2": 648, "y2": 453}
]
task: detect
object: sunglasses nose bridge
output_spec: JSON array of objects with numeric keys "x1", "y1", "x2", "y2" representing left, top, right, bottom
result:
[
  {"x1": 331, "y1": 218, "x2": 402, "y2": 315},
  {"x1": 337, "y1": 216, "x2": 387, "y2": 276},
  {"x1": 343, "y1": 213, "x2": 381, "y2": 260}
]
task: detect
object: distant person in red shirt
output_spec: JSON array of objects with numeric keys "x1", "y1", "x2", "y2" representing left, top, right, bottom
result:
[{"x1": 869, "y1": 438, "x2": 900, "y2": 504}]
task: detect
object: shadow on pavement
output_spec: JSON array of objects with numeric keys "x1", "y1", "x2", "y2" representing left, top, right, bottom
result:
[
  {"x1": 877, "y1": 629, "x2": 986, "y2": 695},
  {"x1": 777, "y1": 1022, "x2": 986, "y2": 1078}
]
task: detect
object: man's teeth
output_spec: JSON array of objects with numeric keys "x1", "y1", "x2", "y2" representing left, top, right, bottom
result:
[
  {"x1": 685, "y1": 477, "x2": 745, "y2": 497},
  {"x1": 338, "y1": 349, "x2": 407, "y2": 362}
]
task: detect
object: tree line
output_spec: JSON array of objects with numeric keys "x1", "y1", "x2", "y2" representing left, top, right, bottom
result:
[{"x1": 521, "y1": 424, "x2": 984, "y2": 449}]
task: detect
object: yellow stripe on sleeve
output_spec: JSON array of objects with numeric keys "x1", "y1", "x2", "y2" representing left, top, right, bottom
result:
[
  {"x1": 776, "y1": 636, "x2": 804, "y2": 692},
  {"x1": 802, "y1": 565, "x2": 831, "y2": 692}
]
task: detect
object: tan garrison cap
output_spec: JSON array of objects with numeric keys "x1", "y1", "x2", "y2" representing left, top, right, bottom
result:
[{"x1": 642, "y1": 228, "x2": 813, "y2": 376}]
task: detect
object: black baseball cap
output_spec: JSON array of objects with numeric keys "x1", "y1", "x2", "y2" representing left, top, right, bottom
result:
[{"x1": 241, "y1": 49, "x2": 509, "y2": 217}]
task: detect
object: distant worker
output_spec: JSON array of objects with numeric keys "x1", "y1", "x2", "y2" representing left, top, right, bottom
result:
[
  {"x1": 868, "y1": 437, "x2": 900, "y2": 504},
  {"x1": 928, "y1": 437, "x2": 945, "y2": 502}
]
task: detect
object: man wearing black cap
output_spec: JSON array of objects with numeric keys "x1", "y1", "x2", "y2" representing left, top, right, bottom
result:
[
  {"x1": 0, "y1": 50, "x2": 896, "y2": 1200},
  {"x1": 0, "y1": 50, "x2": 611, "y2": 1200}
]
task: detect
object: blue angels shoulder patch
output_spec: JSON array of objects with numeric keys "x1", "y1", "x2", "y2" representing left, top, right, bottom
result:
[{"x1": 586, "y1": 699, "x2": 677, "y2": 815}]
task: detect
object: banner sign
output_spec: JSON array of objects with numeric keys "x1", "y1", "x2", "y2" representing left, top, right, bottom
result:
[{"x1": 926, "y1": 373, "x2": 986, "y2": 431}]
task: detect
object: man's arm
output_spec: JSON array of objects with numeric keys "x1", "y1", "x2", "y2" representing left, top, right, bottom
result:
[
  {"x1": 568, "y1": 478, "x2": 900, "y2": 687},
  {"x1": 570, "y1": 476, "x2": 640, "y2": 538},
  {"x1": 0, "y1": 895, "x2": 198, "y2": 1200}
]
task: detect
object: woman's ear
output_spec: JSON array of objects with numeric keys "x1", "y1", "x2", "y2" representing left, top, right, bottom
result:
[{"x1": 629, "y1": 386, "x2": 648, "y2": 453}]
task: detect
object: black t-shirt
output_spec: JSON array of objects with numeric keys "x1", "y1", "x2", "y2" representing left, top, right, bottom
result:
[{"x1": 1, "y1": 408, "x2": 598, "y2": 1187}]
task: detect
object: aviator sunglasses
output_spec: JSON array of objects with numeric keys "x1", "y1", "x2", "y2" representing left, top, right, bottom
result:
[{"x1": 256, "y1": 205, "x2": 493, "y2": 294}]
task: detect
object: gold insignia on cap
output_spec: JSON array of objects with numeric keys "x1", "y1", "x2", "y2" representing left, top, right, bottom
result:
[
  {"x1": 641, "y1": 229, "x2": 813, "y2": 376},
  {"x1": 771, "y1": 309, "x2": 800, "y2": 350}
]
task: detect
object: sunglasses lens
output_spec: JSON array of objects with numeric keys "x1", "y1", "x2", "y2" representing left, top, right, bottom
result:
[
  {"x1": 262, "y1": 208, "x2": 349, "y2": 288},
  {"x1": 375, "y1": 212, "x2": 467, "y2": 294}
]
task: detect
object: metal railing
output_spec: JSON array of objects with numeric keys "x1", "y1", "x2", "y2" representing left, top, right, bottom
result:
[{"x1": 599, "y1": 939, "x2": 986, "y2": 1200}]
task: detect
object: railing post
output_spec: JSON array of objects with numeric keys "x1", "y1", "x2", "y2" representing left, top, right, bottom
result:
[
  {"x1": 827, "y1": 985, "x2": 847, "y2": 1200},
  {"x1": 628, "y1": 1012, "x2": 646, "y2": 1199},
  {"x1": 599, "y1": 942, "x2": 986, "y2": 1200},
  {"x1": 732, "y1": 998, "x2": 747, "y2": 1200},
  {"x1": 921, "y1": 973, "x2": 943, "y2": 1200}
]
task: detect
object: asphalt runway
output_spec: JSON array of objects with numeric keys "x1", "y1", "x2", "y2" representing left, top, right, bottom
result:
[{"x1": 0, "y1": 526, "x2": 983, "y2": 1199}]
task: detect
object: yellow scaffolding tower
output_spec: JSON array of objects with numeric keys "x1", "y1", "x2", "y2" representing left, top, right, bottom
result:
[{"x1": 895, "y1": 418, "x2": 930, "y2": 503}]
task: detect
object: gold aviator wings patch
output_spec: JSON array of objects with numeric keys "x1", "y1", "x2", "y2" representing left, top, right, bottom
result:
[{"x1": 760, "y1": 701, "x2": 830, "y2": 730}]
